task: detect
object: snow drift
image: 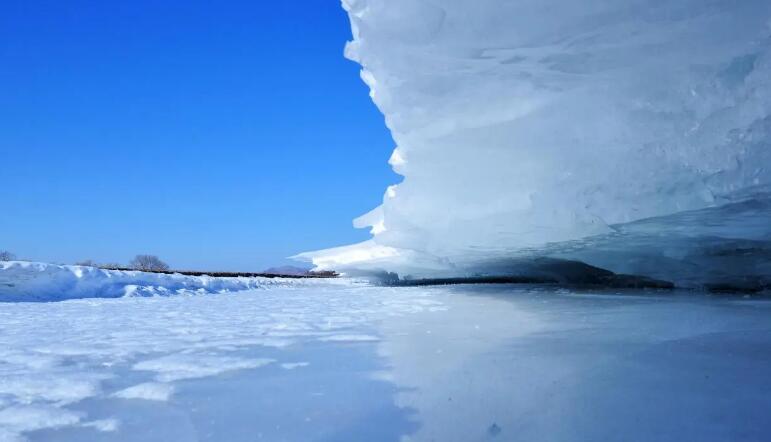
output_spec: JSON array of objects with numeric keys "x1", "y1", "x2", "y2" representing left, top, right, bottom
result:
[
  {"x1": 0, "y1": 262, "x2": 334, "y2": 302},
  {"x1": 301, "y1": 0, "x2": 771, "y2": 286}
]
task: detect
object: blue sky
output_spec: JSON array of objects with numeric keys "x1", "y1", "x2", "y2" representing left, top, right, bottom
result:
[{"x1": 0, "y1": 1, "x2": 396, "y2": 271}]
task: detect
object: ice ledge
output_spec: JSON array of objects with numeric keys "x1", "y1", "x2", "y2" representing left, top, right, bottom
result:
[{"x1": 299, "y1": 192, "x2": 771, "y2": 293}]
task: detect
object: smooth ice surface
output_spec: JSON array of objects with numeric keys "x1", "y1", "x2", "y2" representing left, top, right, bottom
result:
[
  {"x1": 1, "y1": 284, "x2": 770, "y2": 441},
  {"x1": 301, "y1": 1, "x2": 771, "y2": 283}
]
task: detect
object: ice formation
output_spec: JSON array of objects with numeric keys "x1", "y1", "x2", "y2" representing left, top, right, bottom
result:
[{"x1": 301, "y1": 0, "x2": 771, "y2": 286}]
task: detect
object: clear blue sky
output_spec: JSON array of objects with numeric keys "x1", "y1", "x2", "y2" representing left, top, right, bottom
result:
[{"x1": 0, "y1": 1, "x2": 396, "y2": 271}]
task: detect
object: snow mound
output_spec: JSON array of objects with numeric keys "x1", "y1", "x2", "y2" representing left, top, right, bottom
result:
[
  {"x1": 301, "y1": 0, "x2": 771, "y2": 285},
  {"x1": 0, "y1": 262, "x2": 343, "y2": 302}
]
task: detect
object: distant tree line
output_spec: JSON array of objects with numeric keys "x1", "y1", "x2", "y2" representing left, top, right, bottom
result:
[{"x1": 74, "y1": 255, "x2": 170, "y2": 272}]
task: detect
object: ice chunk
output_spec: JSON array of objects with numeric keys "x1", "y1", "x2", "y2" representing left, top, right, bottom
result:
[{"x1": 302, "y1": 0, "x2": 771, "y2": 285}]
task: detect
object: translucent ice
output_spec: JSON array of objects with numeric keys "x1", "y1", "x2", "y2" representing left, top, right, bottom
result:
[{"x1": 302, "y1": 0, "x2": 771, "y2": 286}]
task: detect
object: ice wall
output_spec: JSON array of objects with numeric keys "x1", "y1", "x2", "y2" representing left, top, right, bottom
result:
[{"x1": 302, "y1": 0, "x2": 771, "y2": 286}]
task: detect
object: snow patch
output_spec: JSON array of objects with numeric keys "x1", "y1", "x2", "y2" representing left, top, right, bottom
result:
[
  {"x1": 113, "y1": 383, "x2": 174, "y2": 402},
  {"x1": 0, "y1": 405, "x2": 81, "y2": 433},
  {"x1": 82, "y1": 418, "x2": 119, "y2": 432},
  {"x1": 280, "y1": 362, "x2": 309, "y2": 370},
  {"x1": 133, "y1": 353, "x2": 275, "y2": 382},
  {"x1": 0, "y1": 375, "x2": 102, "y2": 405}
]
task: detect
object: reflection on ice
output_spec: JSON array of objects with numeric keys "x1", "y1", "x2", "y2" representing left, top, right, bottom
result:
[{"x1": 377, "y1": 286, "x2": 771, "y2": 441}]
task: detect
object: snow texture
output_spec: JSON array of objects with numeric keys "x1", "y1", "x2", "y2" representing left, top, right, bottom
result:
[
  {"x1": 0, "y1": 283, "x2": 445, "y2": 441},
  {"x1": 301, "y1": 0, "x2": 771, "y2": 285}
]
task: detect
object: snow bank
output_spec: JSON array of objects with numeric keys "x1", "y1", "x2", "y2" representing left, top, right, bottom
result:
[
  {"x1": 0, "y1": 261, "x2": 338, "y2": 302},
  {"x1": 301, "y1": 0, "x2": 771, "y2": 284}
]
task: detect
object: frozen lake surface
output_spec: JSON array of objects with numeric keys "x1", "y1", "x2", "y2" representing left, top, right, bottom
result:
[{"x1": 1, "y1": 284, "x2": 770, "y2": 441}]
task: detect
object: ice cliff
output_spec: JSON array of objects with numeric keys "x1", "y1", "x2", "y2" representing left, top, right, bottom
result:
[{"x1": 301, "y1": 0, "x2": 771, "y2": 288}]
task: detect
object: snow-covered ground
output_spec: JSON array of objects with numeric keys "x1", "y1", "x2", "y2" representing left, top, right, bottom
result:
[{"x1": 1, "y1": 279, "x2": 770, "y2": 441}]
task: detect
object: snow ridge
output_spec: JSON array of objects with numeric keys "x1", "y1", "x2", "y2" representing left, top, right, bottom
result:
[{"x1": 0, "y1": 261, "x2": 343, "y2": 302}]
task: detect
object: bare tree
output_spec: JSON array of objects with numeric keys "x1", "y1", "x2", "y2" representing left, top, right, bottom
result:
[
  {"x1": 129, "y1": 255, "x2": 170, "y2": 272},
  {"x1": 0, "y1": 251, "x2": 16, "y2": 261}
]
